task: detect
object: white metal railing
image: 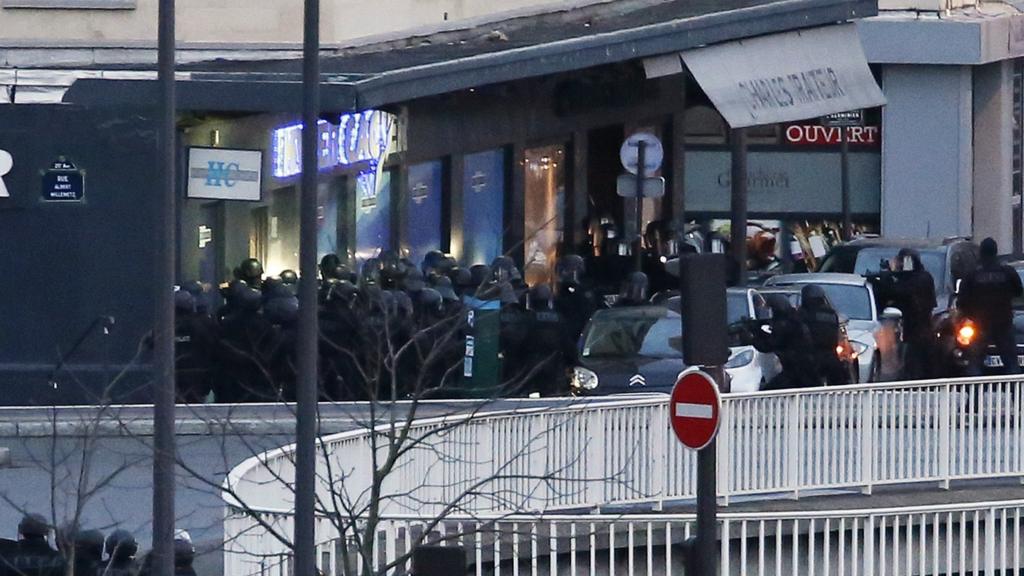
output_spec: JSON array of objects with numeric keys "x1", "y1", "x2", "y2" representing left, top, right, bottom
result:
[
  {"x1": 223, "y1": 376, "x2": 1024, "y2": 575},
  {"x1": 229, "y1": 500, "x2": 1024, "y2": 576}
]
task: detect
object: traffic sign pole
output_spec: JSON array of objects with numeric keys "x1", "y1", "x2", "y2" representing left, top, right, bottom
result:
[
  {"x1": 696, "y1": 366, "x2": 723, "y2": 576},
  {"x1": 840, "y1": 125, "x2": 852, "y2": 240},
  {"x1": 635, "y1": 140, "x2": 645, "y2": 274}
]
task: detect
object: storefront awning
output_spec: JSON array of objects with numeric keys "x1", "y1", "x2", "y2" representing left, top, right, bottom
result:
[
  {"x1": 651, "y1": 24, "x2": 885, "y2": 128},
  {"x1": 62, "y1": 0, "x2": 878, "y2": 113}
]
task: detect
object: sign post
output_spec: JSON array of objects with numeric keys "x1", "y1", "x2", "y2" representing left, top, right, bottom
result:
[
  {"x1": 821, "y1": 110, "x2": 864, "y2": 241},
  {"x1": 620, "y1": 132, "x2": 664, "y2": 274},
  {"x1": 670, "y1": 369, "x2": 722, "y2": 575}
]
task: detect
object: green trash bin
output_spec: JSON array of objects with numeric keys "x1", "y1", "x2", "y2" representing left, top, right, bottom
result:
[{"x1": 461, "y1": 297, "x2": 502, "y2": 396}]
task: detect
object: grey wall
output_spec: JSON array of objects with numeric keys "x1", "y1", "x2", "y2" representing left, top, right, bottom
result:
[
  {"x1": 972, "y1": 60, "x2": 1014, "y2": 250},
  {"x1": 880, "y1": 65, "x2": 973, "y2": 239},
  {"x1": 0, "y1": 105, "x2": 158, "y2": 403}
]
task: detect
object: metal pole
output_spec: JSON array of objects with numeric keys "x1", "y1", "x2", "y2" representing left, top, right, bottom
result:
[
  {"x1": 730, "y1": 128, "x2": 748, "y2": 286},
  {"x1": 152, "y1": 0, "x2": 176, "y2": 575},
  {"x1": 696, "y1": 365, "x2": 721, "y2": 575},
  {"x1": 295, "y1": 0, "x2": 320, "y2": 574},
  {"x1": 635, "y1": 140, "x2": 646, "y2": 273},
  {"x1": 840, "y1": 125, "x2": 852, "y2": 241}
]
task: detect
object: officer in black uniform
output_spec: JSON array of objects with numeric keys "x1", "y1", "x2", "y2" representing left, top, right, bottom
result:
[
  {"x1": 799, "y1": 284, "x2": 847, "y2": 386},
  {"x1": 959, "y1": 237, "x2": 1024, "y2": 375},
  {"x1": 523, "y1": 285, "x2": 576, "y2": 396},
  {"x1": 745, "y1": 295, "x2": 820, "y2": 390},
  {"x1": 216, "y1": 282, "x2": 277, "y2": 402},
  {"x1": 319, "y1": 280, "x2": 362, "y2": 400},
  {"x1": 73, "y1": 530, "x2": 105, "y2": 576},
  {"x1": 555, "y1": 254, "x2": 599, "y2": 342},
  {"x1": 278, "y1": 269, "x2": 299, "y2": 295},
  {"x1": 263, "y1": 282, "x2": 300, "y2": 401},
  {"x1": 102, "y1": 530, "x2": 138, "y2": 576},
  {"x1": 872, "y1": 248, "x2": 937, "y2": 379},
  {"x1": 5, "y1": 514, "x2": 64, "y2": 576},
  {"x1": 175, "y1": 289, "x2": 218, "y2": 404}
]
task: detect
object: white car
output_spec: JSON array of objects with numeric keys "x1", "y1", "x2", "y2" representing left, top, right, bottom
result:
[{"x1": 764, "y1": 273, "x2": 904, "y2": 382}]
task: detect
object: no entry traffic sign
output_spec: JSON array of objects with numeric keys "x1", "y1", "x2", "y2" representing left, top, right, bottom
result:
[{"x1": 670, "y1": 370, "x2": 721, "y2": 450}]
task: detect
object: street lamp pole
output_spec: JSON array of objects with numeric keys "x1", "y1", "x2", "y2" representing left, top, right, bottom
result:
[
  {"x1": 152, "y1": 0, "x2": 177, "y2": 576},
  {"x1": 295, "y1": 0, "x2": 321, "y2": 574}
]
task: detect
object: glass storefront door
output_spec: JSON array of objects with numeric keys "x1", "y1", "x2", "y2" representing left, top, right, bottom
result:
[
  {"x1": 462, "y1": 149, "x2": 505, "y2": 267},
  {"x1": 523, "y1": 144, "x2": 565, "y2": 286},
  {"x1": 355, "y1": 169, "x2": 392, "y2": 262}
]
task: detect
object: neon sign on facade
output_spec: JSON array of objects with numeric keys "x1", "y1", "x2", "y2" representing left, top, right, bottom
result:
[{"x1": 271, "y1": 110, "x2": 396, "y2": 178}]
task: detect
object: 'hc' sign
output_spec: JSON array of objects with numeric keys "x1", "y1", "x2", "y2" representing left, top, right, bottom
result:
[{"x1": 187, "y1": 148, "x2": 263, "y2": 201}]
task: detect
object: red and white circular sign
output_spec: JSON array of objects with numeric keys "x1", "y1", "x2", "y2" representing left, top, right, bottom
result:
[{"x1": 670, "y1": 370, "x2": 721, "y2": 451}]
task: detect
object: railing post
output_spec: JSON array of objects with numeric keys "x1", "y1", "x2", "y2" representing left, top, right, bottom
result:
[
  {"x1": 587, "y1": 409, "x2": 606, "y2": 509},
  {"x1": 860, "y1": 389, "x2": 874, "y2": 496},
  {"x1": 864, "y1": 516, "x2": 875, "y2": 576},
  {"x1": 718, "y1": 399, "x2": 731, "y2": 507},
  {"x1": 652, "y1": 403, "x2": 666, "y2": 511},
  {"x1": 985, "y1": 507, "x2": 997, "y2": 574},
  {"x1": 787, "y1": 394, "x2": 801, "y2": 500},
  {"x1": 939, "y1": 381, "x2": 951, "y2": 490}
]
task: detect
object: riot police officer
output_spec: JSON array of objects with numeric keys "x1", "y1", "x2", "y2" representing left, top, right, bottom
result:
[
  {"x1": 73, "y1": 530, "x2": 104, "y2": 576},
  {"x1": 959, "y1": 237, "x2": 1024, "y2": 375},
  {"x1": 264, "y1": 283, "x2": 300, "y2": 400},
  {"x1": 217, "y1": 282, "x2": 276, "y2": 402},
  {"x1": 799, "y1": 284, "x2": 847, "y2": 386},
  {"x1": 278, "y1": 269, "x2": 299, "y2": 295},
  {"x1": 102, "y1": 530, "x2": 138, "y2": 576},
  {"x1": 555, "y1": 254, "x2": 599, "y2": 342},
  {"x1": 175, "y1": 288, "x2": 218, "y2": 403},
  {"x1": 523, "y1": 285, "x2": 576, "y2": 396},
  {"x1": 173, "y1": 531, "x2": 197, "y2": 576},
  {"x1": 873, "y1": 248, "x2": 937, "y2": 379},
  {"x1": 5, "y1": 514, "x2": 64, "y2": 576},
  {"x1": 746, "y1": 295, "x2": 819, "y2": 390}
]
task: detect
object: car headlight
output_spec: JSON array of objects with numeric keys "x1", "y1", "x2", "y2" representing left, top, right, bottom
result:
[
  {"x1": 571, "y1": 366, "x2": 599, "y2": 390},
  {"x1": 724, "y1": 349, "x2": 755, "y2": 369},
  {"x1": 850, "y1": 341, "x2": 869, "y2": 357}
]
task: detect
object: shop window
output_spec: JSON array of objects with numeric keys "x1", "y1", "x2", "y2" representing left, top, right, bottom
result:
[
  {"x1": 355, "y1": 169, "x2": 392, "y2": 262},
  {"x1": 684, "y1": 105, "x2": 727, "y2": 145},
  {"x1": 462, "y1": 149, "x2": 505, "y2": 267},
  {"x1": 745, "y1": 123, "x2": 780, "y2": 145},
  {"x1": 405, "y1": 161, "x2": 444, "y2": 266},
  {"x1": 250, "y1": 206, "x2": 270, "y2": 266},
  {"x1": 317, "y1": 179, "x2": 345, "y2": 261},
  {"x1": 523, "y1": 145, "x2": 565, "y2": 286}
]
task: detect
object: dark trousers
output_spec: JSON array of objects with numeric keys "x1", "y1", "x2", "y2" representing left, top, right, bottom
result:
[{"x1": 990, "y1": 327, "x2": 1021, "y2": 376}]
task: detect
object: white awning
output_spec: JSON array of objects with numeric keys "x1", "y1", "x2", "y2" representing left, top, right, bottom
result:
[{"x1": 648, "y1": 24, "x2": 886, "y2": 128}]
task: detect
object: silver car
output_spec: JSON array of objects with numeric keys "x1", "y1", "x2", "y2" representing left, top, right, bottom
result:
[{"x1": 764, "y1": 273, "x2": 905, "y2": 383}]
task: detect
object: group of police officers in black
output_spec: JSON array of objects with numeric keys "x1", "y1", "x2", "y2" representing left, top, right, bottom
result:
[
  {"x1": 174, "y1": 250, "x2": 613, "y2": 401},
  {"x1": 0, "y1": 514, "x2": 196, "y2": 576}
]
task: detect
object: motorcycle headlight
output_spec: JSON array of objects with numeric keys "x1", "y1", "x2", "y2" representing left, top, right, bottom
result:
[
  {"x1": 571, "y1": 366, "x2": 599, "y2": 391},
  {"x1": 724, "y1": 349, "x2": 755, "y2": 369},
  {"x1": 957, "y1": 321, "x2": 977, "y2": 347}
]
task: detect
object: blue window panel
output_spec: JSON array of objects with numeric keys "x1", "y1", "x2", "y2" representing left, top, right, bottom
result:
[
  {"x1": 355, "y1": 169, "x2": 391, "y2": 262},
  {"x1": 406, "y1": 161, "x2": 444, "y2": 266},
  {"x1": 462, "y1": 150, "x2": 505, "y2": 266}
]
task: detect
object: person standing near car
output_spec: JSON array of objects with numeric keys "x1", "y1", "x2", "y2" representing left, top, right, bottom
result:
[
  {"x1": 958, "y1": 238, "x2": 1023, "y2": 375},
  {"x1": 875, "y1": 248, "x2": 937, "y2": 379},
  {"x1": 746, "y1": 295, "x2": 820, "y2": 390},
  {"x1": 799, "y1": 284, "x2": 849, "y2": 386}
]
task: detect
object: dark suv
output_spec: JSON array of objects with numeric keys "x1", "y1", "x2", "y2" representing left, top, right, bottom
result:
[{"x1": 817, "y1": 237, "x2": 979, "y2": 313}]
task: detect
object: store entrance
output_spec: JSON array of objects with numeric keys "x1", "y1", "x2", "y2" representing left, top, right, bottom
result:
[{"x1": 523, "y1": 144, "x2": 566, "y2": 286}]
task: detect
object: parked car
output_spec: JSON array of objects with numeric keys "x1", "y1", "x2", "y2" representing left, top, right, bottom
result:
[
  {"x1": 569, "y1": 288, "x2": 780, "y2": 396},
  {"x1": 764, "y1": 273, "x2": 905, "y2": 382}
]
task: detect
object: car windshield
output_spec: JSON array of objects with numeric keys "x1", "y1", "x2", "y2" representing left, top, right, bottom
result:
[
  {"x1": 581, "y1": 311, "x2": 682, "y2": 359},
  {"x1": 814, "y1": 284, "x2": 873, "y2": 321},
  {"x1": 854, "y1": 247, "x2": 946, "y2": 294}
]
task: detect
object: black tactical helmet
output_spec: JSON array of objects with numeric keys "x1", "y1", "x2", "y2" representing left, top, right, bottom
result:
[
  {"x1": 450, "y1": 268, "x2": 474, "y2": 294},
  {"x1": 403, "y1": 268, "x2": 426, "y2": 293},
  {"x1": 556, "y1": 255, "x2": 585, "y2": 282},
  {"x1": 239, "y1": 258, "x2": 264, "y2": 286},
  {"x1": 279, "y1": 269, "x2": 298, "y2": 285},
  {"x1": 327, "y1": 280, "x2": 359, "y2": 305},
  {"x1": 320, "y1": 254, "x2": 343, "y2": 280},
  {"x1": 469, "y1": 265, "x2": 492, "y2": 289},
  {"x1": 236, "y1": 284, "x2": 264, "y2": 312},
  {"x1": 174, "y1": 289, "x2": 196, "y2": 314},
  {"x1": 360, "y1": 258, "x2": 382, "y2": 287},
  {"x1": 264, "y1": 295, "x2": 299, "y2": 325},
  {"x1": 800, "y1": 284, "x2": 830, "y2": 310},
  {"x1": 490, "y1": 256, "x2": 517, "y2": 283},
  {"x1": 421, "y1": 250, "x2": 447, "y2": 277},
  {"x1": 105, "y1": 529, "x2": 138, "y2": 559},
  {"x1": 76, "y1": 529, "x2": 105, "y2": 557},
  {"x1": 18, "y1": 514, "x2": 49, "y2": 539},
  {"x1": 433, "y1": 276, "x2": 459, "y2": 302},
  {"x1": 173, "y1": 530, "x2": 195, "y2": 567},
  {"x1": 418, "y1": 288, "x2": 444, "y2": 313}
]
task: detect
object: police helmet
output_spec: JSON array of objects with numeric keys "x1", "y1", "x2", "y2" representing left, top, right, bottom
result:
[
  {"x1": 800, "y1": 284, "x2": 831, "y2": 310},
  {"x1": 319, "y1": 254, "x2": 343, "y2": 280},
  {"x1": 264, "y1": 295, "x2": 299, "y2": 325},
  {"x1": 279, "y1": 269, "x2": 298, "y2": 285},
  {"x1": 18, "y1": 514, "x2": 49, "y2": 539},
  {"x1": 421, "y1": 250, "x2": 447, "y2": 277},
  {"x1": 105, "y1": 529, "x2": 138, "y2": 559},
  {"x1": 239, "y1": 258, "x2": 264, "y2": 285},
  {"x1": 174, "y1": 289, "x2": 196, "y2": 314},
  {"x1": 433, "y1": 276, "x2": 459, "y2": 302},
  {"x1": 529, "y1": 284, "x2": 554, "y2": 310}
]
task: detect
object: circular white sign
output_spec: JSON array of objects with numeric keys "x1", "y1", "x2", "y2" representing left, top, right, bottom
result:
[
  {"x1": 619, "y1": 132, "x2": 664, "y2": 175},
  {"x1": 0, "y1": 150, "x2": 12, "y2": 176}
]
